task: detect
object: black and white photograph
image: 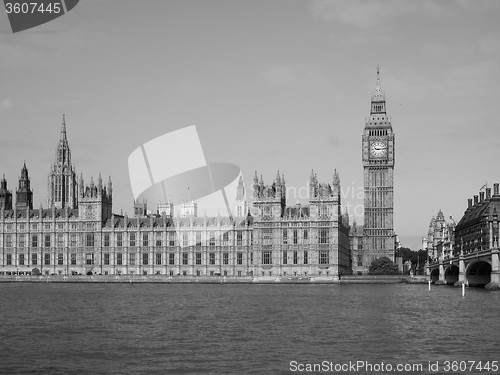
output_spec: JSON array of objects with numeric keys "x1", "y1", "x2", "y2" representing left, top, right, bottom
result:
[{"x1": 1, "y1": 1, "x2": 499, "y2": 374}]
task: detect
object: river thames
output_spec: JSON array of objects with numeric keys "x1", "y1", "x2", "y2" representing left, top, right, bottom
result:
[{"x1": 0, "y1": 283, "x2": 499, "y2": 374}]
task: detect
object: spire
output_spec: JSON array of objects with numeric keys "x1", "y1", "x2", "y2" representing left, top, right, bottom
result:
[
  {"x1": 253, "y1": 171, "x2": 258, "y2": 184},
  {"x1": 373, "y1": 65, "x2": 383, "y2": 99},
  {"x1": 54, "y1": 113, "x2": 72, "y2": 166},
  {"x1": 236, "y1": 175, "x2": 245, "y2": 200},
  {"x1": 108, "y1": 176, "x2": 113, "y2": 196},
  {"x1": 60, "y1": 113, "x2": 67, "y2": 142},
  {"x1": 20, "y1": 161, "x2": 30, "y2": 182},
  {"x1": 16, "y1": 161, "x2": 33, "y2": 210},
  {"x1": 0, "y1": 175, "x2": 7, "y2": 190},
  {"x1": 98, "y1": 173, "x2": 103, "y2": 197},
  {"x1": 333, "y1": 169, "x2": 340, "y2": 185},
  {"x1": 372, "y1": 65, "x2": 385, "y2": 102},
  {"x1": 50, "y1": 114, "x2": 77, "y2": 209},
  {"x1": 276, "y1": 170, "x2": 280, "y2": 183},
  {"x1": 370, "y1": 65, "x2": 386, "y2": 115}
]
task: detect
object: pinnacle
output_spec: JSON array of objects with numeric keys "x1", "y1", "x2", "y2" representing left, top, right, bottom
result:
[{"x1": 60, "y1": 113, "x2": 67, "y2": 141}]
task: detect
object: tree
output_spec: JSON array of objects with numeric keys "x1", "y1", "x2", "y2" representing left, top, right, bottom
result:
[
  {"x1": 395, "y1": 247, "x2": 428, "y2": 275},
  {"x1": 368, "y1": 256, "x2": 400, "y2": 275},
  {"x1": 415, "y1": 249, "x2": 429, "y2": 275}
]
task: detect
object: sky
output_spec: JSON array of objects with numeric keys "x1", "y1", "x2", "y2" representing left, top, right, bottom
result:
[{"x1": 1, "y1": 0, "x2": 499, "y2": 251}]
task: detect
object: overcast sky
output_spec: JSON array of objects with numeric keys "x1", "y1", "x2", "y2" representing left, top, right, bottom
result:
[{"x1": 1, "y1": 0, "x2": 499, "y2": 250}]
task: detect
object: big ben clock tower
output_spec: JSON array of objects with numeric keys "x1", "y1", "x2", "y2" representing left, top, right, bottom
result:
[{"x1": 362, "y1": 67, "x2": 395, "y2": 268}]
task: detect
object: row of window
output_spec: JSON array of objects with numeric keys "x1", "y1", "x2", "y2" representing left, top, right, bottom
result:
[
  {"x1": 1, "y1": 231, "x2": 253, "y2": 248},
  {"x1": 262, "y1": 250, "x2": 330, "y2": 264},
  {"x1": 367, "y1": 128, "x2": 388, "y2": 136},
  {"x1": 3, "y1": 250, "x2": 330, "y2": 266},
  {"x1": 3, "y1": 223, "x2": 95, "y2": 231},
  {"x1": 262, "y1": 229, "x2": 329, "y2": 245},
  {"x1": 3, "y1": 252, "x2": 245, "y2": 266}
]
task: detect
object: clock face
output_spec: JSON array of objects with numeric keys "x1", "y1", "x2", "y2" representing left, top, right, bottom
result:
[{"x1": 370, "y1": 141, "x2": 387, "y2": 157}]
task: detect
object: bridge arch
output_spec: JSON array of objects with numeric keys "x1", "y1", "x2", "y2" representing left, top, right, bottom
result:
[
  {"x1": 444, "y1": 264, "x2": 460, "y2": 285},
  {"x1": 466, "y1": 260, "x2": 492, "y2": 287},
  {"x1": 430, "y1": 268, "x2": 440, "y2": 284}
]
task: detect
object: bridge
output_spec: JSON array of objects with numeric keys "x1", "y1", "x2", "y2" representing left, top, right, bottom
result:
[{"x1": 427, "y1": 247, "x2": 499, "y2": 290}]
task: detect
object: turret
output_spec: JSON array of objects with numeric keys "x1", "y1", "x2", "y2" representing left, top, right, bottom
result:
[
  {"x1": 236, "y1": 175, "x2": 245, "y2": 201},
  {"x1": 16, "y1": 162, "x2": 33, "y2": 210},
  {"x1": 309, "y1": 169, "x2": 316, "y2": 199},
  {"x1": 275, "y1": 170, "x2": 282, "y2": 197},
  {"x1": 107, "y1": 176, "x2": 113, "y2": 197},
  {"x1": 79, "y1": 174, "x2": 84, "y2": 198},
  {"x1": 134, "y1": 199, "x2": 148, "y2": 218},
  {"x1": 251, "y1": 172, "x2": 286, "y2": 218},
  {"x1": 78, "y1": 173, "x2": 113, "y2": 222},
  {"x1": 333, "y1": 169, "x2": 340, "y2": 197},
  {"x1": 0, "y1": 175, "x2": 13, "y2": 210},
  {"x1": 234, "y1": 175, "x2": 247, "y2": 217}
]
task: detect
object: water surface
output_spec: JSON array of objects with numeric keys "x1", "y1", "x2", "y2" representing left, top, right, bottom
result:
[{"x1": 1, "y1": 283, "x2": 499, "y2": 374}]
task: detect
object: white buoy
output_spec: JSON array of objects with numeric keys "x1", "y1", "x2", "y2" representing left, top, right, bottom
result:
[{"x1": 462, "y1": 282, "x2": 465, "y2": 297}]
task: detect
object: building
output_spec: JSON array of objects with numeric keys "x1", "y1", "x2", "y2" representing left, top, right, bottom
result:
[
  {"x1": 349, "y1": 220, "x2": 364, "y2": 275},
  {"x1": 454, "y1": 185, "x2": 500, "y2": 254},
  {"x1": 157, "y1": 199, "x2": 174, "y2": 217},
  {"x1": 360, "y1": 67, "x2": 396, "y2": 271},
  {"x1": 0, "y1": 116, "x2": 351, "y2": 278},
  {"x1": 179, "y1": 200, "x2": 197, "y2": 218},
  {"x1": 427, "y1": 185, "x2": 500, "y2": 289},
  {"x1": 251, "y1": 170, "x2": 351, "y2": 279},
  {"x1": 422, "y1": 209, "x2": 456, "y2": 262}
]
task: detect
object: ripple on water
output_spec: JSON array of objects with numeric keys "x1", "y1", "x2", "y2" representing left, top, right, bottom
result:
[{"x1": 1, "y1": 283, "x2": 499, "y2": 374}]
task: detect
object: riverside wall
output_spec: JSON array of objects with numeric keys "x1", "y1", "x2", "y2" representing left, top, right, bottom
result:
[{"x1": 0, "y1": 275, "x2": 428, "y2": 284}]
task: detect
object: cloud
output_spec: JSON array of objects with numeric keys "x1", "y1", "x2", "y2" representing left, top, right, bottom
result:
[
  {"x1": 0, "y1": 28, "x2": 105, "y2": 69},
  {"x1": 479, "y1": 33, "x2": 500, "y2": 56},
  {"x1": 261, "y1": 64, "x2": 329, "y2": 88},
  {"x1": 310, "y1": 0, "x2": 447, "y2": 29},
  {"x1": 268, "y1": 148, "x2": 282, "y2": 156},
  {"x1": 0, "y1": 98, "x2": 14, "y2": 111}
]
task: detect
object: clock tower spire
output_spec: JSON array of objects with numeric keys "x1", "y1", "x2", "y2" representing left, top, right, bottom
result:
[{"x1": 361, "y1": 67, "x2": 396, "y2": 272}]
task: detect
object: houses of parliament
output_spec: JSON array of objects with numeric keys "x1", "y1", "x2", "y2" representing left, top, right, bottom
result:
[{"x1": 0, "y1": 70, "x2": 395, "y2": 277}]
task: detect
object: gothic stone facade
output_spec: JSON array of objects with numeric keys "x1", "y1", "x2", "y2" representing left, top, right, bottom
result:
[
  {"x1": 423, "y1": 209, "x2": 456, "y2": 262},
  {"x1": 0, "y1": 117, "x2": 351, "y2": 278}
]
